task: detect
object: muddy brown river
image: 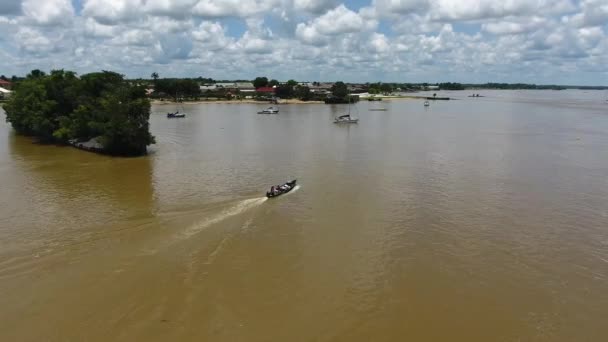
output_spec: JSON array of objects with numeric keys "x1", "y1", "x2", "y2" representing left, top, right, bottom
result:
[{"x1": 1, "y1": 90, "x2": 608, "y2": 341}]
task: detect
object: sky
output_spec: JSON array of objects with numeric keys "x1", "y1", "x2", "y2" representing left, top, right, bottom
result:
[{"x1": 0, "y1": 0, "x2": 607, "y2": 85}]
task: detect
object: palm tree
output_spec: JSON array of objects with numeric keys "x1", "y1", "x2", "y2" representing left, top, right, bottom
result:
[{"x1": 151, "y1": 72, "x2": 159, "y2": 81}]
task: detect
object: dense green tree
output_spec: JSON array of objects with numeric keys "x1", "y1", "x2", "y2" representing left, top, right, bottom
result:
[
  {"x1": 197, "y1": 77, "x2": 214, "y2": 84},
  {"x1": 253, "y1": 76, "x2": 269, "y2": 88},
  {"x1": 287, "y1": 79, "x2": 298, "y2": 87},
  {"x1": 438, "y1": 82, "x2": 464, "y2": 90},
  {"x1": 154, "y1": 79, "x2": 200, "y2": 100},
  {"x1": 295, "y1": 85, "x2": 311, "y2": 101},
  {"x1": 3, "y1": 79, "x2": 56, "y2": 139},
  {"x1": 380, "y1": 83, "x2": 393, "y2": 93},
  {"x1": 275, "y1": 84, "x2": 294, "y2": 98},
  {"x1": 331, "y1": 81, "x2": 348, "y2": 98},
  {"x1": 268, "y1": 79, "x2": 280, "y2": 87},
  {"x1": 3, "y1": 69, "x2": 155, "y2": 156},
  {"x1": 27, "y1": 69, "x2": 46, "y2": 79}
]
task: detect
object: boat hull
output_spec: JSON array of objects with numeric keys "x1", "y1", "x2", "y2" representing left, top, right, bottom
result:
[{"x1": 266, "y1": 180, "x2": 297, "y2": 198}]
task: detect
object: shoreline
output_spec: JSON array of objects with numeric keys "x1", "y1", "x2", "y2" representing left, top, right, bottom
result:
[
  {"x1": 150, "y1": 97, "x2": 419, "y2": 105},
  {"x1": 151, "y1": 99, "x2": 325, "y2": 105}
]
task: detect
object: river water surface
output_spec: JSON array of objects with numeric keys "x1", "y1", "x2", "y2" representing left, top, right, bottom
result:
[{"x1": 1, "y1": 90, "x2": 608, "y2": 341}]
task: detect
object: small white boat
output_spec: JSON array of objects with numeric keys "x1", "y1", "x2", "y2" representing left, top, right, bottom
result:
[
  {"x1": 424, "y1": 101, "x2": 430, "y2": 107},
  {"x1": 334, "y1": 114, "x2": 358, "y2": 124},
  {"x1": 167, "y1": 111, "x2": 186, "y2": 118},
  {"x1": 334, "y1": 93, "x2": 359, "y2": 123},
  {"x1": 258, "y1": 106, "x2": 279, "y2": 114}
]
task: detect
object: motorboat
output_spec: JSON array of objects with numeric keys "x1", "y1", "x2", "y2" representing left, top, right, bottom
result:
[
  {"x1": 334, "y1": 114, "x2": 359, "y2": 123},
  {"x1": 258, "y1": 106, "x2": 279, "y2": 114},
  {"x1": 424, "y1": 101, "x2": 430, "y2": 107},
  {"x1": 334, "y1": 94, "x2": 359, "y2": 123},
  {"x1": 266, "y1": 180, "x2": 297, "y2": 198},
  {"x1": 167, "y1": 111, "x2": 186, "y2": 118}
]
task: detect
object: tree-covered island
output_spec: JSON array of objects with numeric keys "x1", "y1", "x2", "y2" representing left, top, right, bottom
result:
[{"x1": 3, "y1": 70, "x2": 155, "y2": 156}]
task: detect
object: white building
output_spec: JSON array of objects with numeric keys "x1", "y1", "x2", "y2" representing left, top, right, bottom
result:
[{"x1": 0, "y1": 87, "x2": 12, "y2": 99}]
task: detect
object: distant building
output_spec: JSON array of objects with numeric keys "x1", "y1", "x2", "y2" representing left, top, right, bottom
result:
[
  {"x1": 0, "y1": 79, "x2": 12, "y2": 89},
  {"x1": 216, "y1": 82, "x2": 237, "y2": 91},
  {"x1": 200, "y1": 84, "x2": 218, "y2": 91},
  {"x1": 255, "y1": 86, "x2": 275, "y2": 95},
  {"x1": 235, "y1": 82, "x2": 255, "y2": 94},
  {"x1": 0, "y1": 86, "x2": 12, "y2": 99},
  {"x1": 310, "y1": 82, "x2": 332, "y2": 95},
  {"x1": 347, "y1": 84, "x2": 366, "y2": 93}
]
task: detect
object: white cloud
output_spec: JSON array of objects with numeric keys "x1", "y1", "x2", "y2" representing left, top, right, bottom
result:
[
  {"x1": 83, "y1": 17, "x2": 116, "y2": 38},
  {"x1": 192, "y1": 21, "x2": 232, "y2": 50},
  {"x1": 368, "y1": 32, "x2": 390, "y2": 53},
  {"x1": 22, "y1": 0, "x2": 74, "y2": 26},
  {"x1": 143, "y1": 0, "x2": 198, "y2": 18},
  {"x1": 111, "y1": 28, "x2": 156, "y2": 46},
  {"x1": 295, "y1": 5, "x2": 377, "y2": 46},
  {"x1": 372, "y1": 0, "x2": 429, "y2": 16},
  {"x1": 569, "y1": 0, "x2": 608, "y2": 28},
  {"x1": 192, "y1": 0, "x2": 280, "y2": 18},
  {"x1": 82, "y1": 0, "x2": 143, "y2": 25},
  {"x1": 15, "y1": 27, "x2": 58, "y2": 54},
  {"x1": 293, "y1": 0, "x2": 339, "y2": 14},
  {"x1": 0, "y1": 0, "x2": 605, "y2": 84},
  {"x1": 429, "y1": 0, "x2": 576, "y2": 22},
  {"x1": 482, "y1": 17, "x2": 548, "y2": 35}
]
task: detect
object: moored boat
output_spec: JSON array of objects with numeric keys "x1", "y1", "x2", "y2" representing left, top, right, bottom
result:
[
  {"x1": 258, "y1": 106, "x2": 279, "y2": 114},
  {"x1": 266, "y1": 180, "x2": 297, "y2": 198},
  {"x1": 334, "y1": 93, "x2": 359, "y2": 123},
  {"x1": 424, "y1": 101, "x2": 430, "y2": 107},
  {"x1": 167, "y1": 111, "x2": 186, "y2": 118},
  {"x1": 334, "y1": 114, "x2": 359, "y2": 123}
]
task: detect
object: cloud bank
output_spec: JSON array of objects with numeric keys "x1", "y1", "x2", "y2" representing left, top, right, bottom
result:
[{"x1": 0, "y1": 0, "x2": 606, "y2": 84}]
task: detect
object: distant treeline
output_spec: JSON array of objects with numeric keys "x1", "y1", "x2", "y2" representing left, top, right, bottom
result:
[{"x1": 3, "y1": 69, "x2": 155, "y2": 156}]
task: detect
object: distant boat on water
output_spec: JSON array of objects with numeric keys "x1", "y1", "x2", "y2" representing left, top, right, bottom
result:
[
  {"x1": 334, "y1": 94, "x2": 358, "y2": 123},
  {"x1": 334, "y1": 114, "x2": 359, "y2": 123},
  {"x1": 424, "y1": 101, "x2": 430, "y2": 107},
  {"x1": 167, "y1": 111, "x2": 185, "y2": 118},
  {"x1": 258, "y1": 106, "x2": 279, "y2": 114}
]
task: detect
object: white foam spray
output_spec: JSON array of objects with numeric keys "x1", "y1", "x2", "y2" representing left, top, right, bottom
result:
[{"x1": 181, "y1": 197, "x2": 267, "y2": 238}]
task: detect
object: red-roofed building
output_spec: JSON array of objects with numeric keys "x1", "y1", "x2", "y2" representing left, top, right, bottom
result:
[
  {"x1": 0, "y1": 79, "x2": 11, "y2": 89},
  {"x1": 255, "y1": 86, "x2": 275, "y2": 94}
]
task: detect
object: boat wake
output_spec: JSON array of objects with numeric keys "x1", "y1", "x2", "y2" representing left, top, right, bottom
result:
[
  {"x1": 181, "y1": 197, "x2": 267, "y2": 238},
  {"x1": 286, "y1": 184, "x2": 301, "y2": 195}
]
